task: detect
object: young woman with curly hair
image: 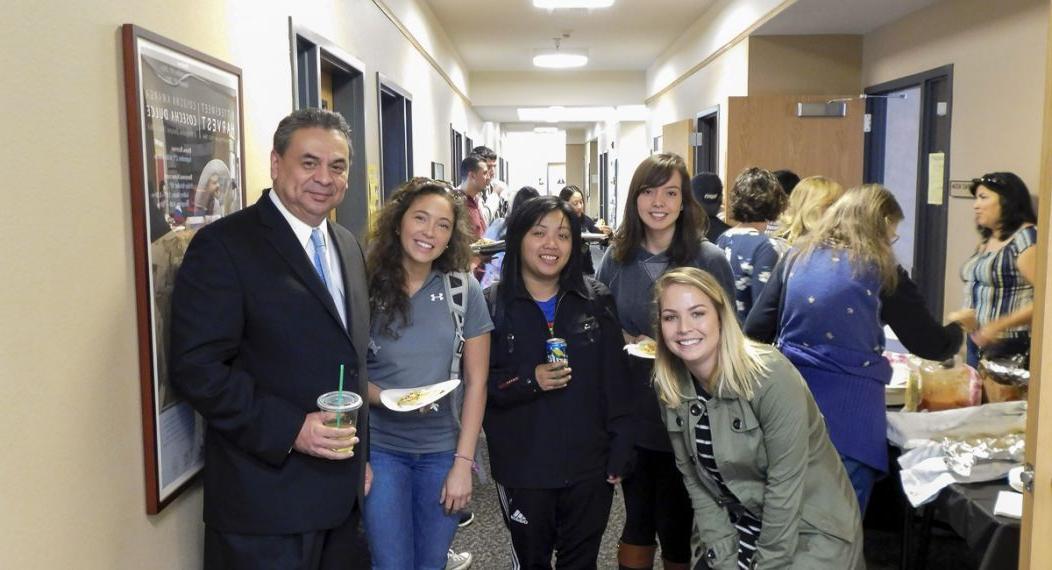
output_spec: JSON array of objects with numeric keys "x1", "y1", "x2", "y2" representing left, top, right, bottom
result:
[
  {"x1": 716, "y1": 167, "x2": 789, "y2": 322},
  {"x1": 363, "y1": 178, "x2": 493, "y2": 569}
]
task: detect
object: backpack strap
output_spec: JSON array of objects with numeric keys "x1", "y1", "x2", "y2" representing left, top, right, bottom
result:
[{"x1": 443, "y1": 271, "x2": 469, "y2": 380}]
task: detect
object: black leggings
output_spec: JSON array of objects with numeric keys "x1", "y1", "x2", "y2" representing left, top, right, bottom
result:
[{"x1": 620, "y1": 447, "x2": 693, "y2": 563}]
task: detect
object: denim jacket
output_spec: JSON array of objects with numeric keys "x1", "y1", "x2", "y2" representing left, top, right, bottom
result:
[{"x1": 661, "y1": 349, "x2": 864, "y2": 569}]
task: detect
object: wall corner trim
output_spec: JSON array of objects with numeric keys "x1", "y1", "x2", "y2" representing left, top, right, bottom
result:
[
  {"x1": 645, "y1": 0, "x2": 796, "y2": 105},
  {"x1": 370, "y1": 0, "x2": 473, "y2": 105}
]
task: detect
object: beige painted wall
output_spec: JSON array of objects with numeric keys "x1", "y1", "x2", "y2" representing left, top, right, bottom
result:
[
  {"x1": 471, "y1": 70, "x2": 646, "y2": 107},
  {"x1": 0, "y1": 0, "x2": 478, "y2": 567},
  {"x1": 566, "y1": 144, "x2": 586, "y2": 193},
  {"x1": 748, "y1": 35, "x2": 862, "y2": 94},
  {"x1": 647, "y1": 40, "x2": 751, "y2": 181},
  {"x1": 863, "y1": 0, "x2": 1048, "y2": 317},
  {"x1": 647, "y1": 0, "x2": 791, "y2": 98}
]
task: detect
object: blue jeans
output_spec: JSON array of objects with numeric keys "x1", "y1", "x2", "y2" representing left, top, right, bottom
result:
[
  {"x1": 840, "y1": 454, "x2": 881, "y2": 515},
  {"x1": 364, "y1": 447, "x2": 460, "y2": 570}
]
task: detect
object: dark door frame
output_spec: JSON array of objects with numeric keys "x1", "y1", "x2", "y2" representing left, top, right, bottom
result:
[
  {"x1": 694, "y1": 105, "x2": 720, "y2": 176},
  {"x1": 376, "y1": 72, "x2": 413, "y2": 200},
  {"x1": 289, "y1": 20, "x2": 369, "y2": 240},
  {"x1": 864, "y1": 64, "x2": 954, "y2": 317}
]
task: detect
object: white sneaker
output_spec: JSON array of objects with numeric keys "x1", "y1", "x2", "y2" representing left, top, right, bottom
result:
[{"x1": 446, "y1": 549, "x2": 473, "y2": 570}]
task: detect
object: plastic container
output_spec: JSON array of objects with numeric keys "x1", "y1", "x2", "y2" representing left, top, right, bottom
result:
[{"x1": 918, "y1": 357, "x2": 980, "y2": 411}]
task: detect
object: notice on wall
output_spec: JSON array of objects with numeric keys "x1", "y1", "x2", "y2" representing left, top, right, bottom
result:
[{"x1": 927, "y1": 152, "x2": 945, "y2": 205}]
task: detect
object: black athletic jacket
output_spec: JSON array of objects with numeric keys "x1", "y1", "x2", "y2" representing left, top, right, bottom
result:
[{"x1": 483, "y1": 278, "x2": 636, "y2": 489}]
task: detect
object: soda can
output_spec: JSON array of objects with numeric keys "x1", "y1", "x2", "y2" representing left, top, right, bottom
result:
[{"x1": 546, "y1": 338, "x2": 569, "y2": 364}]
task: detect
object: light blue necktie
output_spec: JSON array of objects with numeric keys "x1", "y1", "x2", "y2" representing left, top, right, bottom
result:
[{"x1": 310, "y1": 228, "x2": 346, "y2": 327}]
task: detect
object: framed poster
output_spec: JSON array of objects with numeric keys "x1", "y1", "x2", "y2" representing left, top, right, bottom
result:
[
  {"x1": 121, "y1": 24, "x2": 247, "y2": 514},
  {"x1": 431, "y1": 161, "x2": 446, "y2": 182}
]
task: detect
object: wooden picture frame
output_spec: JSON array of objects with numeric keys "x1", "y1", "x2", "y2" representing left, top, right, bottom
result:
[{"x1": 121, "y1": 24, "x2": 247, "y2": 514}]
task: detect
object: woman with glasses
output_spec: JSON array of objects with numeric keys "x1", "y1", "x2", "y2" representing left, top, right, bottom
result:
[
  {"x1": 596, "y1": 153, "x2": 734, "y2": 570},
  {"x1": 744, "y1": 185, "x2": 965, "y2": 513},
  {"x1": 949, "y1": 172, "x2": 1038, "y2": 367}
]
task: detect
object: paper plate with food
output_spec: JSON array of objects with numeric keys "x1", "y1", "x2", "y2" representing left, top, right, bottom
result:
[
  {"x1": 380, "y1": 379, "x2": 461, "y2": 412},
  {"x1": 470, "y1": 238, "x2": 505, "y2": 255},
  {"x1": 624, "y1": 339, "x2": 657, "y2": 360}
]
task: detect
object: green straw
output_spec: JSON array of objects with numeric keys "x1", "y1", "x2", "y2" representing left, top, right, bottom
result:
[{"x1": 336, "y1": 364, "x2": 345, "y2": 428}]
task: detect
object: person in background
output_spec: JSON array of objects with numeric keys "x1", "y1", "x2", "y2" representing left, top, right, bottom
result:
[
  {"x1": 767, "y1": 169, "x2": 799, "y2": 237},
  {"x1": 716, "y1": 167, "x2": 788, "y2": 322},
  {"x1": 744, "y1": 184, "x2": 965, "y2": 513},
  {"x1": 481, "y1": 186, "x2": 541, "y2": 289},
  {"x1": 454, "y1": 155, "x2": 490, "y2": 240},
  {"x1": 596, "y1": 153, "x2": 734, "y2": 570},
  {"x1": 485, "y1": 196, "x2": 635, "y2": 569},
  {"x1": 951, "y1": 172, "x2": 1038, "y2": 367},
  {"x1": 772, "y1": 169, "x2": 800, "y2": 196},
  {"x1": 472, "y1": 145, "x2": 508, "y2": 223},
  {"x1": 559, "y1": 184, "x2": 611, "y2": 276},
  {"x1": 653, "y1": 267, "x2": 864, "y2": 570},
  {"x1": 170, "y1": 108, "x2": 372, "y2": 569},
  {"x1": 691, "y1": 172, "x2": 729, "y2": 243},
  {"x1": 776, "y1": 176, "x2": 845, "y2": 245},
  {"x1": 363, "y1": 179, "x2": 491, "y2": 570}
]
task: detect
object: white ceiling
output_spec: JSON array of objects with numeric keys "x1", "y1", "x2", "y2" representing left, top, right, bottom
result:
[
  {"x1": 423, "y1": 0, "x2": 718, "y2": 71},
  {"x1": 754, "y1": 0, "x2": 938, "y2": 35},
  {"x1": 423, "y1": 0, "x2": 941, "y2": 127}
]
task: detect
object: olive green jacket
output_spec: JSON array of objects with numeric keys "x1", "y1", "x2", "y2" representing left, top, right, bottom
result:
[{"x1": 661, "y1": 349, "x2": 865, "y2": 569}]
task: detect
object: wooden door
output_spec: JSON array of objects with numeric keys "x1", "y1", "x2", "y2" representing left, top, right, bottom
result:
[
  {"x1": 726, "y1": 94, "x2": 864, "y2": 188},
  {"x1": 1019, "y1": 3, "x2": 1052, "y2": 567},
  {"x1": 661, "y1": 118, "x2": 695, "y2": 174}
]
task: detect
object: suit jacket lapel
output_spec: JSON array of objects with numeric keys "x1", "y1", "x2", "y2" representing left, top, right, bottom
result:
[
  {"x1": 257, "y1": 192, "x2": 349, "y2": 337},
  {"x1": 329, "y1": 225, "x2": 367, "y2": 353}
]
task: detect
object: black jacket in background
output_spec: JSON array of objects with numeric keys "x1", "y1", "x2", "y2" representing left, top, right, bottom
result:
[
  {"x1": 705, "y1": 215, "x2": 730, "y2": 243},
  {"x1": 484, "y1": 279, "x2": 635, "y2": 488}
]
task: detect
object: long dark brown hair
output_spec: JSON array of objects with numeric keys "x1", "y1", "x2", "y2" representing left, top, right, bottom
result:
[
  {"x1": 367, "y1": 178, "x2": 474, "y2": 337},
  {"x1": 610, "y1": 153, "x2": 706, "y2": 265}
]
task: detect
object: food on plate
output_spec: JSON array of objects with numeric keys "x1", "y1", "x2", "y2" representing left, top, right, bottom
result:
[
  {"x1": 397, "y1": 388, "x2": 430, "y2": 407},
  {"x1": 638, "y1": 339, "x2": 657, "y2": 356}
]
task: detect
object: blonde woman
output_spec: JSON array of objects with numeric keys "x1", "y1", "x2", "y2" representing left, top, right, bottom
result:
[
  {"x1": 653, "y1": 267, "x2": 863, "y2": 569},
  {"x1": 776, "y1": 176, "x2": 845, "y2": 244},
  {"x1": 744, "y1": 185, "x2": 964, "y2": 512}
]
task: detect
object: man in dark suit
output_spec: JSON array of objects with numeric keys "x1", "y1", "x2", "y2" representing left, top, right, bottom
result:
[{"x1": 170, "y1": 108, "x2": 371, "y2": 569}]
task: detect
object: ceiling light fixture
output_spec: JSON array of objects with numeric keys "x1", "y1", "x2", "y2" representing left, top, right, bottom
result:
[
  {"x1": 533, "y1": 0, "x2": 615, "y2": 8},
  {"x1": 533, "y1": 37, "x2": 588, "y2": 69}
]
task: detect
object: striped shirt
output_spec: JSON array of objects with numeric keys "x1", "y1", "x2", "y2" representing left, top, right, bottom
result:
[
  {"x1": 695, "y1": 390, "x2": 762, "y2": 569},
  {"x1": 961, "y1": 225, "x2": 1037, "y2": 338}
]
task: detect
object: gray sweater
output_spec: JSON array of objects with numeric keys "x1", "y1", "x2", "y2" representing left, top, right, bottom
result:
[{"x1": 596, "y1": 241, "x2": 734, "y2": 451}]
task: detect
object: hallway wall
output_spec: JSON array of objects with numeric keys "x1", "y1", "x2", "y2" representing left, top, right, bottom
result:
[
  {"x1": 862, "y1": 0, "x2": 1048, "y2": 317},
  {"x1": 0, "y1": 0, "x2": 479, "y2": 567}
]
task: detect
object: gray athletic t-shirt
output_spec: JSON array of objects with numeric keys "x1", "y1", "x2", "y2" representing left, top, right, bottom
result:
[{"x1": 367, "y1": 271, "x2": 493, "y2": 453}]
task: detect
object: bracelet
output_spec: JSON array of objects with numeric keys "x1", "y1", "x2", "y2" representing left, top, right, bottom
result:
[{"x1": 454, "y1": 453, "x2": 480, "y2": 473}]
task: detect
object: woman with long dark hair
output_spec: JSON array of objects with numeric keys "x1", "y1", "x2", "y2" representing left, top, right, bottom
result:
[
  {"x1": 559, "y1": 184, "x2": 610, "y2": 276},
  {"x1": 951, "y1": 172, "x2": 1038, "y2": 366},
  {"x1": 363, "y1": 178, "x2": 492, "y2": 569},
  {"x1": 485, "y1": 196, "x2": 635, "y2": 568},
  {"x1": 596, "y1": 153, "x2": 734, "y2": 570}
]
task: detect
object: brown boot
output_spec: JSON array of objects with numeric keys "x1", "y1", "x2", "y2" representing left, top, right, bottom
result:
[
  {"x1": 661, "y1": 559, "x2": 691, "y2": 570},
  {"x1": 618, "y1": 542, "x2": 657, "y2": 569}
]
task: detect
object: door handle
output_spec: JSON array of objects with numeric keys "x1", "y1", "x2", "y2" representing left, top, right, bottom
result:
[{"x1": 1021, "y1": 463, "x2": 1035, "y2": 493}]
